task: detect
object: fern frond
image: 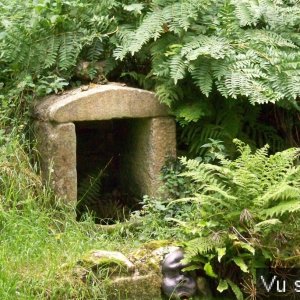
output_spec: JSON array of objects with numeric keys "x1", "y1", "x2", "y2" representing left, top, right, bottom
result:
[
  {"x1": 77, "y1": 171, "x2": 103, "y2": 207},
  {"x1": 190, "y1": 60, "x2": 213, "y2": 97},
  {"x1": 87, "y1": 38, "x2": 104, "y2": 61},
  {"x1": 246, "y1": 30, "x2": 297, "y2": 49},
  {"x1": 58, "y1": 32, "x2": 82, "y2": 70},
  {"x1": 169, "y1": 54, "x2": 187, "y2": 84},
  {"x1": 125, "y1": 10, "x2": 166, "y2": 56},
  {"x1": 232, "y1": 1, "x2": 258, "y2": 26},
  {"x1": 44, "y1": 35, "x2": 60, "y2": 69},
  {"x1": 155, "y1": 81, "x2": 180, "y2": 105},
  {"x1": 184, "y1": 236, "x2": 219, "y2": 261},
  {"x1": 163, "y1": 0, "x2": 203, "y2": 34},
  {"x1": 182, "y1": 123, "x2": 222, "y2": 156},
  {"x1": 256, "y1": 185, "x2": 300, "y2": 208},
  {"x1": 263, "y1": 200, "x2": 300, "y2": 217},
  {"x1": 174, "y1": 101, "x2": 207, "y2": 124},
  {"x1": 182, "y1": 35, "x2": 232, "y2": 61}
]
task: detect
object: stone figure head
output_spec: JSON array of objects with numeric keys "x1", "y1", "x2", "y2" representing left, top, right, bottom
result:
[{"x1": 162, "y1": 249, "x2": 197, "y2": 299}]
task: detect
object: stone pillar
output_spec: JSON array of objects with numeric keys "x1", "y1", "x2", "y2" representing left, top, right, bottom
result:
[
  {"x1": 34, "y1": 121, "x2": 77, "y2": 203},
  {"x1": 148, "y1": 117, "x2": 177, "y2": 195},
  {"x1": 122, "y1": 117, "x2": 176, "y2": 197}
]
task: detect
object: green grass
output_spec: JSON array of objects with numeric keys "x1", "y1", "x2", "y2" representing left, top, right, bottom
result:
[
  {"x1": 0, "y1": 207, "x2": 142, "y2": 299},
  {"x1": 0, "y1": 130, "x2": 143, "y2": 299}
]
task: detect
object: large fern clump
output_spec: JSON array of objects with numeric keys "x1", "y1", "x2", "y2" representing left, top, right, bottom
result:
[
  {"x1": 181, "y1": 140, "x2": 300, "y2": 298},
  {"x1": 0, "y1": 1, "x2": 114, "y2": 86},
  {"x1": 1, "y1": 1, "x2": 299, "y2": 122},
  {"x1": 0, "y1": 0, "x2": 124, "y2": 125},
  {"x1": 181, "y1": 139, "x2": 300, "y2": 223},
  {"x1": 140, "y1": 140, "x2": 300, "y2": 298},
  {"x1": 115, "y1": 0, "x2": 300, "y2": 108}
]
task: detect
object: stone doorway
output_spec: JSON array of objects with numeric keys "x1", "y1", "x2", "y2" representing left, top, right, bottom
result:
[
  {"x1": 33, "y1": 83, "x2": 176, "y2": 221},
  {"x1": 75, "y1": 119, "x2": 137, "y2": 222},
  {"x1": 75, "y1": 120, "x2": 129, "y2": 196}
]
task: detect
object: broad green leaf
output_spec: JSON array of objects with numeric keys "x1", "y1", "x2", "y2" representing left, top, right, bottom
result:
[
  {"x1": 217, "y1": 247, "x2": 226, "y2": 262},
  {"x1": 234, "y1": 241, "x2": 255, "y2": 255},
  {"x1": 228, "y1": 279, "x2": 244, "y2": 300},
  {"x1": 262, "y1": 249, "x2": 273, "y2": 260},
  {"x1": 254, "y1": 219, "x2": 281, "y2": 231},
  {"x1": 204, "y1": 262, "x2": 217, "y2": 278},
  {"x1": 217, "y1": 279, "x2": 228, "y2": 293},
  {"x1": 240, "y1": 243, "x2": 255, "y2": 255},
  {"x1": 182, "y1": 264, "x2": 200, "y2": 272},
  {"x1": 233, "y1": 257, "x2": 248, "y2": 273}
]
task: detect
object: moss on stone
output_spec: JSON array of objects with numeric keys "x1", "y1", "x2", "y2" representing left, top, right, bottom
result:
[
  {"x1": 74, "y1": 241, "x2": 181, "y2": 299},
  {"x1": 78, "y1": 250, "x2": 134, "y2": 278},
  {"x1": 141, "y1": 240, "x2": 172, "y2": 251},
  {"x1": 128, "y1": 240, "x2": 179, "y2": 275}
]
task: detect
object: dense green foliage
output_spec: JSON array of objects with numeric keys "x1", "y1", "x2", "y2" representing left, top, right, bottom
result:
[
  {"x1": 0, "y1": 0, "x2": 114, "y2": 121},
  {"x1": 116, "y1": 0, "x2": 300, "y2": 105},
  {"x1": 1, "y1": 0, "x2": 300, "y2": 298},
  {"x1": 1, "y1": 0, "x2": 300, "y2": 155},
  {"x1": 1, "y1": 0, "x2": 299, "y2": 106},
  {"x1": 140, "y1": 140, "x2": 300, "y2": 298}
]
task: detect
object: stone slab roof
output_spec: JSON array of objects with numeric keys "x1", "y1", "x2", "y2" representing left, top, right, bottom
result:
[{"x1": 33, "y1": 83, "x2": 170, "y2": 123}]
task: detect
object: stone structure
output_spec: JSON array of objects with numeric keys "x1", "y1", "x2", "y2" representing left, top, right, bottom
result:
[
  {"x1": 74, "y1": 242, "x2": 178, "y2": 300},
  {"x1": 33, "y1": 83, "x2": 176, "y2": 204},
  {"x1": 74, "y1": 243, "x2": 212, "y2": 299}
]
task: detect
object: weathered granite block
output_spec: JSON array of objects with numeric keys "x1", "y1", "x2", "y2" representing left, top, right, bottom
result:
[
  {"x1": 34, "y1": 121, "x2": 77, "y2": 202},
  {"x1": 107, "y1": 274, "x2": 162, "y2": 300},
  {"x1": 121, "y1": 117, "x2": 176, "y2": 196}
]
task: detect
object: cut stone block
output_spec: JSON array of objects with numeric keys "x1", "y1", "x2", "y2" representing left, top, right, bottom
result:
[
  {"x1": 107, "y1": 274, "x2": 162, "y2": 300},
  {"x1": 74, "y1": 243, "x2": 175, "y2": 299},
  {"x1": 34, "y1": 121, "x2": 77, "y2": 202},
  {"x1": 33, "y1": 83, "x2": 176, "y2": 205},
  {"x1": 33, "y1": 84, "x2": 170, "y2": 122}
]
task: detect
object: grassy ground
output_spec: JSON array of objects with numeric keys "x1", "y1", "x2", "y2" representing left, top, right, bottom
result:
[
  {"x1": 0, "y1": 207, "x2": 143, "y2": 299},
  {"x1": 0, "y1": 130, "x2": 145, "y2": 299}
]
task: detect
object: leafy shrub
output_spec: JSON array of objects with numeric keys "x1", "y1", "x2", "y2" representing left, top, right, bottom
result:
[
  {"x1": 160, "y1": 157, "x2": 194, "y2": 199},
  {"x1": 177, "y1": 97, "x2": 290, "y2": 158},
  {"x1": 140, "y1": 140, "x2": 300, "y2": 299},
  {"x1": 1, "y1": 0, "x2": 299, "y2": 156},
  {"x1": 115, "y1": 0, "x2": 300, "y2": 107}
]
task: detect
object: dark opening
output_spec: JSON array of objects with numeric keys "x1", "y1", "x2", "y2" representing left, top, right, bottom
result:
[{"x1": 75, "y1": 120, "x2": 140, "y2": 224}]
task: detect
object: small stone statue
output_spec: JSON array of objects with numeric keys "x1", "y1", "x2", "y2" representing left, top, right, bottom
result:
[{"x1": 162, "y1": 249, "x2": 197, "y2": 299}]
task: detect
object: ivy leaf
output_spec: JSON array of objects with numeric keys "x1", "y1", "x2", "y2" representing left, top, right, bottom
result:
[
  {"x1": 217, "y1": 279, "x2": 228, "y2": 293},
  {"x1": 233, "y1": 257, "x2": 249, "y2": 273}
]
